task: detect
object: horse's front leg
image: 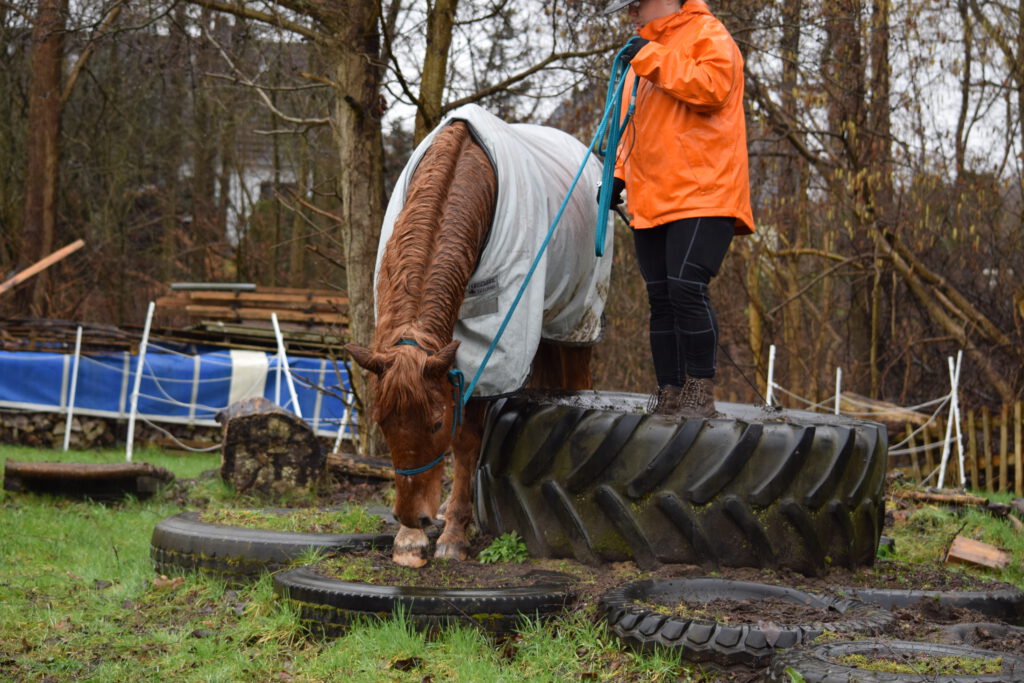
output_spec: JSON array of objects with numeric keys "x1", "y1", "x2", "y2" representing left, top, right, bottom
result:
[{"x1": 434, "y1": 401, "x2": 487, "y2": 560}]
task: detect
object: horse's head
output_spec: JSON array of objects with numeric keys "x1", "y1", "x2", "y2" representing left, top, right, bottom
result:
[{"x1": 345, "y1": 340, "x2": 461, "y2": 529}]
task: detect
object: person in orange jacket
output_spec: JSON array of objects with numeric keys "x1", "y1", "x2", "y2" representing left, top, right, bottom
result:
[{"x1": 603, "y1": 0, "x2": 754, "y2": 418}]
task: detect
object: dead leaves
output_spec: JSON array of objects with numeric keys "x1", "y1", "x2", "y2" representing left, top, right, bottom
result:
[{"x1": 151, "y1": 575, "x2": 185, "y2": 591}]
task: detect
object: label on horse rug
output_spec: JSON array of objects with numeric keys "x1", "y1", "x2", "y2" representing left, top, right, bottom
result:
[{"x1": 376, "y1": 104, "x2": 614, "y2": 398}]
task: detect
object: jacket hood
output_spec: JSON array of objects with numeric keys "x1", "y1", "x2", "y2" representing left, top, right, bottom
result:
[{"x1": 639, "y1": 0, "x2": 712, "y2": 41}]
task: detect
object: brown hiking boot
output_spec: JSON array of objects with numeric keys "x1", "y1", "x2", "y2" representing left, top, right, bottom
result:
[
  {"x1": 647, "y1": 384, "x2": 682, "y2": 415},
  {"x1": 678, "y1": 376, "x2": 721, "y2": 419}
]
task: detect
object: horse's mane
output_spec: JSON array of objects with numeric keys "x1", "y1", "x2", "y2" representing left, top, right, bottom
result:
[{"x1": 373, "y1": 122, "x2": 496, "y2": 421}]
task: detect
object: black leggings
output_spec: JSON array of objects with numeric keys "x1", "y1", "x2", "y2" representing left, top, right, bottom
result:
[{"x1": 633, "y1": 216, "x2": 734, "y2": 385}]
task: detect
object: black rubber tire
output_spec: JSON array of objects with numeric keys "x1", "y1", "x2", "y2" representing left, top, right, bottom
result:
[
  {"x1": 767, "y1": 639, "x2": 1024, "y2": 682},
  {"x1": 475, "y1": 390, "x2": 888, "y2": 575},
  {"x1": 273, "y1": 566, "x2": 575, "y2": 637},
  {"x1": 838, "y1": 585, "x2": 1024, "y2": 623},
  {"x1": 3, "y1": 460, "x2": 174, "y2": 500},
  {"x1": 599, "y1": 578, "x2": 894, "y2": 670},
  {"x1": 150, "y1": 510, "x2": 395, "y2": 584}
]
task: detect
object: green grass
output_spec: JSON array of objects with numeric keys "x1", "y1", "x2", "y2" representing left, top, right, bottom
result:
[
  {"x1": 199, "y1": 505, "x2": 386, "y2": 534},
  {"x1": 884, "y1": 489, "x2": 1024, "y2": 589},
  {"x1": 0, "y1": 445, "x2": 716, "y2": 682}
]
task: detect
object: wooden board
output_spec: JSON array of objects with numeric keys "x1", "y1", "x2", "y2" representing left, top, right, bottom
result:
[{"x1": 945, "y1": 535, "x2": 1011, "y2": 569}]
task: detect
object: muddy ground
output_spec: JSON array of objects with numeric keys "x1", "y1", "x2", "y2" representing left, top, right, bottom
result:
[{"x1": 172, "y1": 468, "x2": 1024, "y2": 679}]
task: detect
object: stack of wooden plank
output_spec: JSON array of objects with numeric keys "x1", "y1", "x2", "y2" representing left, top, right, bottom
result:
[{"x1": 153, "y1": 283, "x2": 349, "y2": 353}]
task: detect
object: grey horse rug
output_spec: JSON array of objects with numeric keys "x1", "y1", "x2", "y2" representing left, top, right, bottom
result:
[{"x1": 375, "y1": 104, "x2": 614, "y2": 398}]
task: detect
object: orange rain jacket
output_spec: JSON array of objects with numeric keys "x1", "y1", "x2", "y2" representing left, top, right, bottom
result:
[{"x1": 615, "y1": 0, "x2": 754, "y2": 234}]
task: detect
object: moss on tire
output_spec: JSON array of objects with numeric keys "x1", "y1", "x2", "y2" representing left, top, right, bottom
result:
[
  {"x1": 767, "y1": 639, "x2": 1024, "y2": 681},
  {"x1": 150, "y1": 510, "x2": 394, "y2": 583}
]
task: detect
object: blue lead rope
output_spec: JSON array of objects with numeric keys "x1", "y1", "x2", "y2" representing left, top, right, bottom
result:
[
  {"x1": 394, "y1": 452, "x2": 446, "y2": 477},
  {"x1": 595, "y1": 52, "x2": 640, "y2": 256},
  {"x1": 458, "y1": 43, "x2": 640, "y2": 406}
]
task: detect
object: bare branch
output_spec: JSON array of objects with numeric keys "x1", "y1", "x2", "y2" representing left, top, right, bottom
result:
[
  {"x1": 443, "y1": 44, "x2": 619, "y2": 113},
  {"x1": 206, "y1": 71, "x2": 330, "y2": 92},
  {"x1": 188, "y1": 0, "x2": 322, "y2": 42},
  {"x1": 62, "y1": 0, "x2": 127, "y2": 104},
  {"x1": 0, "y1": 0, "x2": 33, "y2": 22},
  {"x1": 204, "y1": 30, "x2": 331, "y2": 126}
]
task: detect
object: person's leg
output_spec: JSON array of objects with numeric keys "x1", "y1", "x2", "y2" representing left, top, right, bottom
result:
[
  {"x1": 632, "y1": 226, "x2": 683, "y2": 392},
  {"x1": 664, "y1": 217, "x2": 734, "y2": 379}
]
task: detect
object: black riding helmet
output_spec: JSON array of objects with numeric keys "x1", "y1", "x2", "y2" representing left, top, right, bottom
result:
[{"x1": 603, "y1": 0, "x2": 635, "y2": 13}]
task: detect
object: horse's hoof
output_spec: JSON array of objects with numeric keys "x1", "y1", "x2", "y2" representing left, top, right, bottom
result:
[
  {"x1": 392, "y1": 550, "x2": 429, "y2": 568},
  {"x1": 434, "y1": 540, "x2": 469, "y2": 561},
  {"x1": 393, "y1": 526, "x2": 430, "y2": 568}
]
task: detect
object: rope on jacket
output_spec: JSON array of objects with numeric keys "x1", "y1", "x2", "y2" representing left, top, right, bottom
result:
[{"x1": 460, "y1": 43, "x2": 639, "y2": 405}]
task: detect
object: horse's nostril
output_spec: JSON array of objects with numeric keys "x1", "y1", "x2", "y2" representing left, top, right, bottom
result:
[{"x1": 419, "y1": 515, "x2": 433, "y2": 528}]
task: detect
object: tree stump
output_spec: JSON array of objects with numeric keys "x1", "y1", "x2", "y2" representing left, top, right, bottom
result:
[{"x1": 218, "y1": 397, "x2": 325, "y2": 497}]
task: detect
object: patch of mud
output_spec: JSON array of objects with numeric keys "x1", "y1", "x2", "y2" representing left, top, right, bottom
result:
[{"x1": 638, "y1": 596, "x2": 863, "y2": 627}]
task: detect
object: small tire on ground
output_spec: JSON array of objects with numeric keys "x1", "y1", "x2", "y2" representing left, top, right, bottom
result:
[
  {"x1": 839, "y1": 585, "x2": 1024, "y2": 623},
  {"x1": 150, "y1": 510, "x2": 394, "y2": 583},
  {"x1": 273, "y1": 566, "x2": 575, "y2": 637},
  {"x1": 600, "y1": 577, "x2": 894, "y2": 670},
  {"x1": 767, "y1": 639, "x2": 1024, "y2": 682},
  {"x1": 475, "y1": 390, "x2": 888, "y2": 575},
  {"x1": 4, "y1": 460, "x2": 174, "y2": 500}
]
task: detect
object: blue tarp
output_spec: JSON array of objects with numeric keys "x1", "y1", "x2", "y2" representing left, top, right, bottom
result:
[{"x1": 0, "y1": 348, "x2": 356, "y2": 438}]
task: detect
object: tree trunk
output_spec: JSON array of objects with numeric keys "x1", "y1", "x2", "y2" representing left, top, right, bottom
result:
[
  {"x1": 414, "y1": 0, "x2": 459, "y2": 144},
  {"x1": 326, "y1": 4, "x2": 387, "y2": 456},
  {"x1": 19, "y1": 0, "x2": 66, "y2": 317}
]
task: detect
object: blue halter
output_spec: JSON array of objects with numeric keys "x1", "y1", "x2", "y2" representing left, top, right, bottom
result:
[{"x1": 391, "y1": 338, "x2": 465, "y2": 477}]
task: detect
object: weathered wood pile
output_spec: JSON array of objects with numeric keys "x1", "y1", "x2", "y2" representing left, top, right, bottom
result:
[
  {"x1": 0, "y1": 411, "x2": 221, "y2": 450},
  {"x1": 153, "y1": 284, "x2": 349, "y2": 353},
  {"x1": 0, "y1": 318, "x2": 139, "y2": 353}
]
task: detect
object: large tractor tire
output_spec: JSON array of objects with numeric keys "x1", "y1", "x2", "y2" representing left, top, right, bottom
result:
[{"x1": 474, "y1": 390, "x2": 888, "y2": 576}]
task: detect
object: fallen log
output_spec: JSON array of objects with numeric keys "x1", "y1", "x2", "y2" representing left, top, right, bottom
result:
[
  {"x1": 891, "y1": 488, "x2": 1012, "y2": 518},
  {"x1": 893, "y1": 490, "x2": 990, "y2": 506},
  {"x1": 325, "y1": 452, "x2": 393, "y2": 481}
]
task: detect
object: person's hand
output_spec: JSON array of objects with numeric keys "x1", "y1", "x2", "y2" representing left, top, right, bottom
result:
[
  {"x1": 597, "y1": 177, "x2": 626, "y2": 208},
  {"x1": 620, "y1": 36, "x2": 650, "y2": 63}
]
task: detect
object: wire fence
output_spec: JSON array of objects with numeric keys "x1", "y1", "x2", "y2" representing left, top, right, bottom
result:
[{"x1": 763, "y1": 345, "x2": 1021, "y2": 494}]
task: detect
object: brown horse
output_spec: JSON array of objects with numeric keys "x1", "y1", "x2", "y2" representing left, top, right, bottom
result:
[{"x1": 345, "y1": 119, "x2": 596, "y2": 567}]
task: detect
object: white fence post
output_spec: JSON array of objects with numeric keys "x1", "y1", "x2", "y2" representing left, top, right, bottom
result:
[
  {"x1": 952, "y1": 351, "x2": 965, "y2": 487},
  {"x1": 937, "y1": 351, "x2": 964, "y2": 489},
  {"x1": 765, "y1": 344, "x2": 776, "y2": 407},
  {"x1": 834, "y1": 367, "x2": 842, "y2": 415},
  {"x1": 334, "y1": 387, "x2": 357, "y2": 454},
  {"x1": 62, "y1": 326, "x2": 83, "y2": 452},
  {"x1": 271, "y1": 313, "x2": 303, "y2": 419},
  {"x1": 126, "y1": 301, "x2": 155, "y2": 462}
]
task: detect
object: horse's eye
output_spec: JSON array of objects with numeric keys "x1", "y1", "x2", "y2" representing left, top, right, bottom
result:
[{"x1": 432, "y1": 421, "x2": 443, "y2": 433}]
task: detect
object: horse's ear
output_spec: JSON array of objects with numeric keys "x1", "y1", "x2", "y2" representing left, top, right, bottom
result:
[
  {"x1": 345, "y1": 343, "x2": 386, "y2": 375},
  {"x1": 424, "y1": 340, "x2": 460, "y2": 378}
]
